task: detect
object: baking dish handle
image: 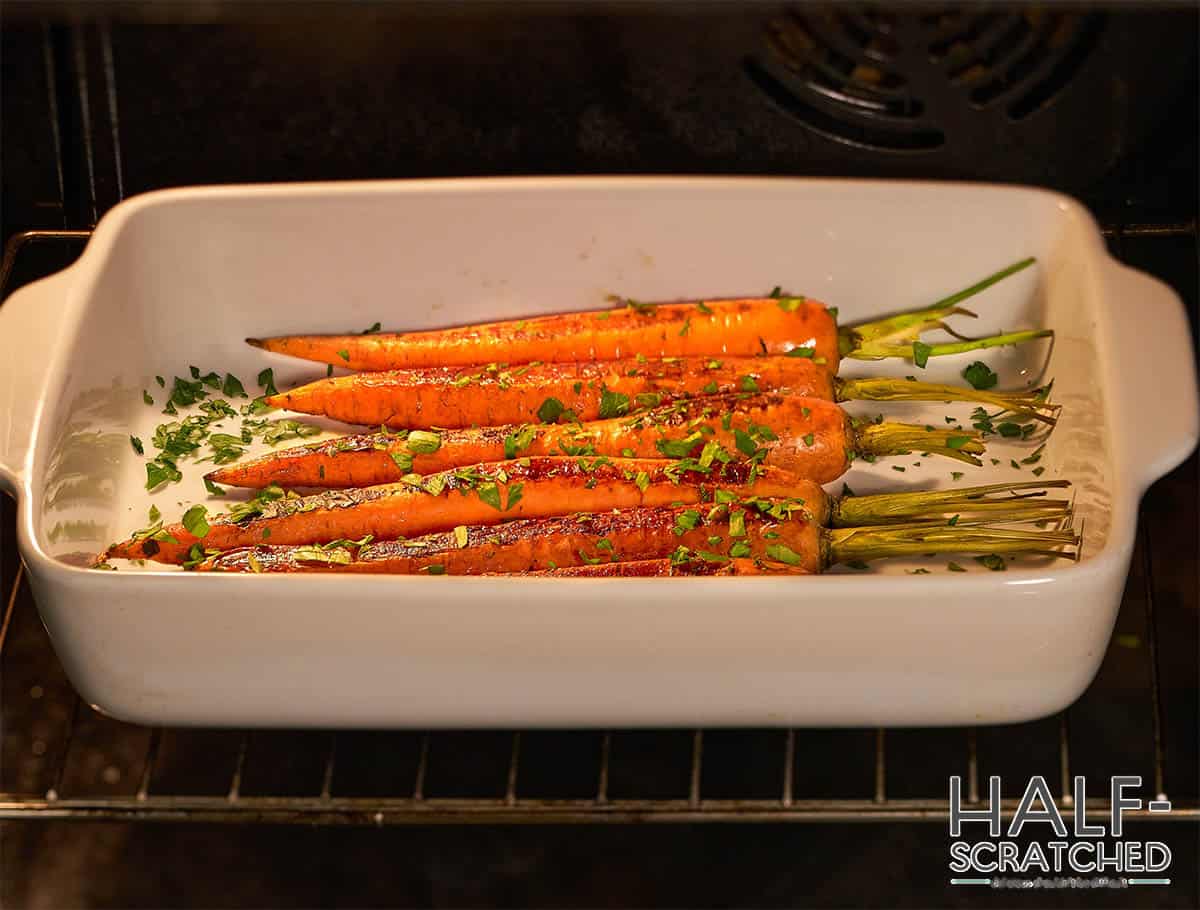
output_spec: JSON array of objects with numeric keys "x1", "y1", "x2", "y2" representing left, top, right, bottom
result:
[
  {"x1": 0, "y1": 268, "x2": 76, "y2": 496},
  {"x1": 1104, "y1": 259, "x2": 1200, "y2": 494}
]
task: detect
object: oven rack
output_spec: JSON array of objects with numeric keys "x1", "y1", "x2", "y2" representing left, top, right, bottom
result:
[{"x1": 1, "y1": 223, "x2": 1196, "y2": 825}]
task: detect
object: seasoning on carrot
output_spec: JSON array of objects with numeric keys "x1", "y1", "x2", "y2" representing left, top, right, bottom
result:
[
  {"x1": 247, "y1": 259, "x2": 1046, "y2": 371},
  {"x1": 194, "y1": 501, "x2": 1079, "y2": 575},
  {"x1": 260, "y1": 353, "x2": 1057, "y2": 431},
  {"x1": 102, "y1": 456, "x2": 817, "y2": 566},
  {"x1": 113, "y1": 475, "x2": 1070, "y2": 570},
  {"x1": 206, "y1": 393, "x2": 991, "y2": 490}
]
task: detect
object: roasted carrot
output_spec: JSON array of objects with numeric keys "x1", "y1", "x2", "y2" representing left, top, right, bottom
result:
[
  {"x1": 195, "y1": 501, "x2": 1079, "y2": 575},
  {"x1": 523, "y1": 558, "x2": 769, "y2": 577},
  {"x1": 250, "y1": 297, "x2": 841, "y2": 371},
  {"x1": 261, "y1": 354, "x2": 1056, "y2": 431},
  {"x1": 104, "y1": 456, "x2": 815, "y2": 566},
  {"x1": 183, "y1": 480, "x2": 1072, "y2": 573},
  {"x1": 248, "y1": 259, "x2": 1047, "y2": 372},
  {"x1": 207, "y1": 393, "x2": 990, "y2": 490},
  {"x1": 195, "y1": 504, "x2": 820, "y2": 573}
]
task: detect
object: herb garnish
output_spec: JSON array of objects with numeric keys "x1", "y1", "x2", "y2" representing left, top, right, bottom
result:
[
  {"x1": 257, "y1": 368, "x2": 279, "y2": 397},
  {"x1": 765, "y1": 543, "x2": 803, "y2": 566},
  {"x1": 181, "y1": 505, "x2": 210, "y2": 539},
  {"x1": 912, "y1": 341, "x2": 932, "y2": 369},
  {"x1": 974, "y1": 554, "x2": 1006, "y2": 571},
  {"x1": 962, "y1": 361, "x2": 998, "y2": 390},
  {"x1": 537, "y1": 397, "x2": 566, "y2": 423},
  {"x1": 599, "y1": 389, "x2": 631, "y2": 419}
]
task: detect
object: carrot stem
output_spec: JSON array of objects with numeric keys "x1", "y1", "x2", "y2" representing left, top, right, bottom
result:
[
  {"x1": 838, "y1": 257, "x2": 1040, "y2": 360},
  {"x1": 836, "y1": 378, "x2": 1059, "y2": 424},
  {"x1": 838, "y1": 257, "x2": 1035, "y2": 347},
  {"x1": 852, "y1": 421, "x2": 986, "y2": 466},
  {"x1": 826, "y1": 521, "x2": 1079, "y2": 567},
  {"x1": 830, "y1": 480, "x2": 1071, "y2": 527}
]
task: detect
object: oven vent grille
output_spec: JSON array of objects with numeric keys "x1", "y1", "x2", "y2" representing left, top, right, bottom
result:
[{"x1": 746, "y1": 5, "x2": 1105, "y2": 152}]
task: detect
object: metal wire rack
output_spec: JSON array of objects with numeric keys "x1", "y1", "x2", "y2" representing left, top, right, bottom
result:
[{"x1": 1, "y1": 224, "x2": 1196, "y2": 825}]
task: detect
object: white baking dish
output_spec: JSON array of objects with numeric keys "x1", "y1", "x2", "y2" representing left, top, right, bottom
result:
[{"x1": 0, "y1": 178, "x2": 1195, "y2": 728}]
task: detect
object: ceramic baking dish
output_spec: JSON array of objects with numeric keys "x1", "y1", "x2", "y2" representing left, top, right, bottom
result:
[{"x1": 1, "y1": 178, "x2": 1195, "y2": 728}]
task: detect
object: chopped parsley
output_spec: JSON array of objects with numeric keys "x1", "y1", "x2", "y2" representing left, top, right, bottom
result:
[
  {"x1": 656, "y1": 434, "x2": 702, "y2": 458},
  {"x1": 739, "y1": 375, "x2": 760, "y2": 393},
  {"x1": 947, "y1": 562, "x2": 967, "y2": 572},
  {"x1": 406, "y1": 430, "x2": 441, "y2": 454},
  {"x1": 911, "y1": 341, "x2": 932, "y2": 369},
  {"x1": 678, "y1": 317, "x2": 692, "y2": 337},
  {"x1": 696, "y1": 301, "x2": 713, "y2": 316},
  {"x1": 130, "y1": 435, "x2": 144, "y2": 455},
  {"x1": 945, "y1": 436, "x2": 973, "y2": 450},
  {"x1": 390, "y1": 452, "x2": 414, "y2": 472},
  {"x1": 962, "y1": 361, "x2": 998, "y2": 390},
  {"x1": 733, "y1": 429, "x2": 758, "y2": 457},
  {"x1": 362, "y1": 322, "x2": 382, "y2": 334},
  {"x1": 143, "y1": 390, "x2": 154, "y2": 406},
  {"x1": 336, "y1": 349, "x2": 350, "y2": 362},
  {"x1": 673, "y1": 510, "x2": 702, "y2": 536},
  {"x1": 145, "y1": 460, "x2": 181, "y2": 490},
  {"x1": 221, "y1": 373, "x2": 248, "y2": 398},
  {"x1": 505, "y1": 482, "x2": 525, "y2": 511},
  {"x1": 776, "y1": 297, "x2": 804, "y2": 313},
  {"x1": 786, "y1": 346, "x2": 815, "y2": 359},
  {"x1": 802, "y1": 433, "x2": 815, "y2": 447},
  {"x1": 599, "y1": 389, "x2": 631, "y2": 419},
  {"x1": 537, "y1": 397, "x2": 566, "y2": 423},
  {"x1": 504, "y1": 424, "x2": 538, "y2": 459},
  {"x1": 257, "y1": 368, "x2": 279, "y2": 397},
  {"x1": 635, "y1": 392, "x2": 663, "y2": 409},
  {"x1": 728, "y1": 509, "x2": 747, "y2": 538},
  {"x1": 204, "y1": 477, "x2": 226, "y2": 496},
  {"x1": 181, "y1": 504, "x2": 210, "y2": 539},
  {"x1": 974, "y1": 554, "x2": 1007, "y2": 571},
  {"x1": 765, "y1": 543, "x2": 803, "y2": 566}
]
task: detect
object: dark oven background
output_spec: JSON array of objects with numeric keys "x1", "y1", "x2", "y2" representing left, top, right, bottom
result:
[{"x1": 1, "y1": 3, "x2": 1197, "y2": 908}]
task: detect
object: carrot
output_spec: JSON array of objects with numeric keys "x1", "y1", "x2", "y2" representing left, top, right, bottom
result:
[
  {"x1": 104, "y1": 456, "x2": 816, "y2": 566},
  {"x1": 261, "y1": 354, "x2": 1056, "y2": 431},
  {"x1": 249, "y1": 297, "x2": 841, "y2": 372},
  {"x1": 207, "y1": 393, "x2": 990, "y2": 490},
  {"x1": 248, "y1": 259, "x2": 1046, "y2": 372},
  {"x1": 195, "y1": 504, "x2": 821, "y2": 573},
  {"x1": 188, "y1": 480, "x2": 1072, "y2": 573},
  {"x1": 524, "y1": 558, "x2": 770, "y2": 577},
  {"x1": 195, "y1": 500, "x2": 1079, "y2": 575}
]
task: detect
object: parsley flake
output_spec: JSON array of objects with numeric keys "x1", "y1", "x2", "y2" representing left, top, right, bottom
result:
[{"x1": 962, "y1": 361, "x2": 998, "y2": 390}]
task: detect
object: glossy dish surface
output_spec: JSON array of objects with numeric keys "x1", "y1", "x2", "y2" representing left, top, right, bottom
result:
[{"x1": 0, "y1": 178, "x2": 1195, "y2": 727}]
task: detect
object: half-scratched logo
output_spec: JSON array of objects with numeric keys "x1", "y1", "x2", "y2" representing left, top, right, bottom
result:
[{"x1": 948, "y1": 776, "x2": 1172, "y2": 890}]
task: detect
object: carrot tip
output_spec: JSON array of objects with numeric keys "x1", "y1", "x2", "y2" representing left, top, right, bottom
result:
[{"x1": 245, "y1": 338, "x2": 266, "y2": 349}]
